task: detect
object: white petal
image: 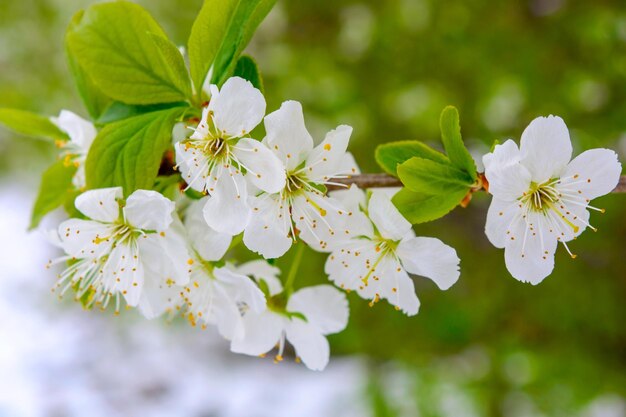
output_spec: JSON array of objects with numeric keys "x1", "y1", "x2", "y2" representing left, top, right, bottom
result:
[
  {"x1": 139, "y1": 222, "x2": 191, "y2": 287},
  {"x1": 263, "y1": 100, "x2": 314, "y2": 170},
  {"x1": 503, "y1": 212, "x2": 558, "y2": 285},
  {"x1": 285, "y1": 319, "x2": 330, "y2": 371},
  {"x1": 75, "y1": 187, "x2": 122, "y2": 223},
  {"x1": 102, "y1": 243, "x2": 144, "y2": 306},
  {"x1": 354, "y1": 255, "x2": 420, "y2": 316},
  {"x1": 185, "y1": 198, "x2": 232, "y2": 261},
  {"x1": 367, "y1": 191, "x2": 411, "y2": 241},
  {"x1": 391, "y1": 264, "x2": 421, "y2": 316},
  {"x1": 337, "y1": 152, "x2": 360, "y2": 176},
  {"x1": 287, "y1": 285, "x2": 349, "y2": 334},
  {"x1": 124, "y1": 190, "x2": 174, "y2": 231},
  {"x1": 368, "y1": 255, "x2": 420, "y2": 316},
  {"x1": 396, "y1": 237, "x2": 460, "y2": 290},
  {"x1": 213, "y1": 294, "x2": 246, "y2": 340},
  {"x1": 230, "y1": 311, "x2": 284, "y2": 356},
  {"x1": 329, "y1": 185, "x2": 375, "y2": 240},
  {"x1": 214, "y1": 267, "x2": 266, "y2": 314},
  {"x1": 292, "y1": 193, "x2": 348, "y2": 252},
  {"x1": 235, "y1": 260, "x2": 283, "y2": 296},
  {"x1": 203, "y1": 172, "x2": 251, "y2": 235},
  {"x1": 520, "y1": 115, "x2": 572, "y2": 183},
  {"x1": 174, "y1": 141, "x2": 210, "y2": 193},
  {"x1": 560, "y1": 148, "x2": 622, "y2": 200},
  {"x1": 483, "y1": 140, "x2": 532, "y2": 201},
  {"x1": 189, "y1": 107, "x2": 211, "y2": 140},
  {"x1": 137, "y1": 275, "x2": 180, "y2": 319},
  {"x1": 233, "y1": 138, "x2": 286, "y2": 193},
  {"x1": 58, "y1": 218, "x2": 115, "y2": 258},
  {"x1": 304, "y1": 125, "x2": 353, "y2": 183},
  {"x1": 214, "y1": 298, "x2": 246, "y2": 341},
  {"x1": 325, "y1": 240, "x2": 379, "y2": 292},
  {"x1": 209, "y1": 77, "x2": 265, "y2": 137},
  {"x1": 485, "y1": 198, "x2": 520, "y2": 248},
  {"x1": 329, "y1": 184, "x2": 366, "y2": 211},
  {"x1": 53, "y1": 110, "x2": 97, "y2": 150},
  {"x1": 243, "y1": 194, "x2": 292, "y2": 259}
]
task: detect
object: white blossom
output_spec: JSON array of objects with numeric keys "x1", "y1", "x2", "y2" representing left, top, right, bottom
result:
[
  {"x1": 50, "y1": 187, "x2": 190, "y2": 315},
  {"x1": 483, "y1": 115, "x2": 622, "y2": 284},
  {"x1": 179, "y1": 261, "x2": 267, "y2": 340},
  {"x1": 51, "y1": 110, "x2": 97, "y2": 188},
  {"x1": 175, "y1": 77, "x2": 286, "y2": 235},
  {"x1": 243, "y1": 100, "x2": 358, "y2": 258},
  {"x1": 325, "y1": 187, "x2": 460, "y2": 316},
  {"x1": 230, "y1": 283, "x2": 349, "y2": 371},
  {"x1": 175, "y1": 199, "x2": 267, "y2": 338}
]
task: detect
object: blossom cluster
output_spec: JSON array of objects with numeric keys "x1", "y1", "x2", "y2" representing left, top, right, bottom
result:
[
  {"x1": 45, "y1": 77, "x2": 621, "y2": 370},
  {"x1": 47, "y1": 77, "x2": 461, "y2": 370}
]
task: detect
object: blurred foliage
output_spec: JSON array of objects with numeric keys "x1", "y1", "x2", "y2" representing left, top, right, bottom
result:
[{"x1": 1, "y1": 0, "x2": 625, "y2": 416}]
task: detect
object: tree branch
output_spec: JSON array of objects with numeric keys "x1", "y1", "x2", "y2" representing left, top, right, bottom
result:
[
  {"x1": 328, "y1": 173, "x2": 626, "y2": 193},
  {"x1": 159, "y1": 154, "x2": 626, "y2": 194}
]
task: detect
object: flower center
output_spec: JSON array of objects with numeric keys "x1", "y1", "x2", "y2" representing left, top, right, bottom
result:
[
  {"x1": 521, "y1": 180, "x2": 561, "y2": 212},
  {"x1": 205, "y1": 137, "x2": 228, "y2": 159},
  {"x1": 361, "y1": 238, "x2": 397, "y2": 286},
  {"x1": 519, "y1": 179, "x2": 580, "y2": 234},
  {"x1": 284, "y1": 172, "x2": 308, "y2": 196}
]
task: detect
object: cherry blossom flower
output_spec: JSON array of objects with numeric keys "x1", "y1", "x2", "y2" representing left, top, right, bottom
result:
[
  {"x1": 172, "y1": 199, "x2": 266, "y2": 337},
  {"x1": 174, "y1": 77, "x2": 285, "y2": 235},
  {"x1": 230, "y1": 284, "x2": 349, "y2": 371},
  {"x1": 243, "y1": 100, "x2": 358, "y2": 258},
  {"x1": 483, "y1": 115, "x2": 622, "y2": 284},
  {"x1": 51, "y1": 110, "x2": 97, "y2": 188},
  {"x1": 179, "y1": 261, "x2": 268, "y2": 339},
  {"x1": 50, "y1": 188, "x2": 190, "y2": 314},
  {"x1": 325, "y1": 187, "x2": 460, "y2": 316}
]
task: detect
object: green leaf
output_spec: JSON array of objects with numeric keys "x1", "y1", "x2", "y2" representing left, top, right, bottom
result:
[
  {"x1": 65, "y1": 10, "x2": 112, "y2": 120},
  {"x1": 188, "y1": 0, "x2": 239, "y2": 93},
  {"x1": 210, "y1": 0, "x2": 277, "y2": 86},
  {"x1": 375, "y1": 140, "x2": 449, "y2": 176},
  {"x1": 85, "y1": 107, "x2": 187, "y2": 194},
  {"x1": 440, "y1": 106, "x2": 477, "y2": 180},
  {"x1": 147, "y1": 32, "x2": 193, "y2": 99},
  {"x1": 392, "y1": 186, "x2": 469, "y2": 224},
  {"x1": 64, "y1": 188, "x2": 84, "y2": 219},
  {"x1": 0, "y1": 108, "x2": 68, "y2": 141},
  {"x1": 96, "y1": 101, "x2": 189, "y2": 125},
  {"x1": 67, "y1": 2, "x2": 192, "y2": 105},
  {"x1": 30, "y1": 160, "x2": 78, "y2": 229},
  {"x1": 397, "y1": 157, "x2": 474, "y2": 195},
  {"x1": 188, "y1": 0, "x2": 275, "y2": 93},
  {"x1": 233, "y1": 55, "x2": 264, "y2": 92}
]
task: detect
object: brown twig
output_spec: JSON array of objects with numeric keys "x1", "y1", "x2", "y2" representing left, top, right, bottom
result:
[
  {"x1": 328, "y1": 173, "x2": 626, "y2": 193},
  {"x1": 159, "y1": 151, "x2": 626, "y2": 194},
  {"x1": 327, "y1": 173, "x2": 403, "y2": 190}
]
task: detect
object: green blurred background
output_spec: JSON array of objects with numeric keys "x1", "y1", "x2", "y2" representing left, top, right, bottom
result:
[{"x1": 1, "y1": 0, "x2": 625, "y2": 416}]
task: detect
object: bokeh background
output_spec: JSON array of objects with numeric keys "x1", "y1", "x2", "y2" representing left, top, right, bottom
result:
[{"x1": 1, "y1": 0, "x2": 625, "y2": 416}]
